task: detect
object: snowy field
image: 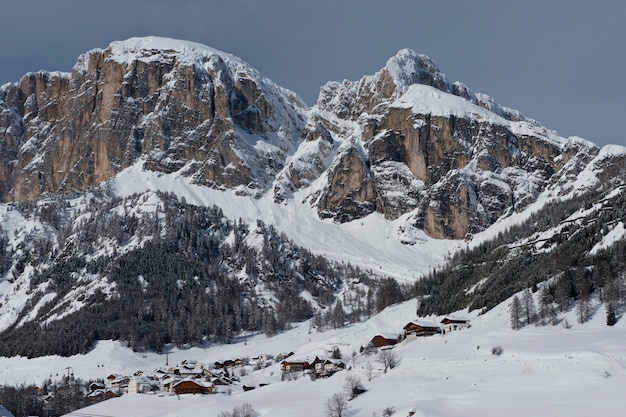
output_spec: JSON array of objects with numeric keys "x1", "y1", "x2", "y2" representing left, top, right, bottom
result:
[{"x1": 1, "y1": 294, "x2": 624, "y2": 417}]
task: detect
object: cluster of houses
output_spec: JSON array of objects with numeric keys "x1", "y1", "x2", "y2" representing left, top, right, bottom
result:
[
  {"x1": 83, "y1": 317, "x2": 470, "y2": 403},
  {"x1": 86, "y1": 355, "x2": 274, "y2": 402},
  {"x1": 370, "y1": 317, "x2": 471, "y2": 348},
  {"x1": 280, "y1": 317, "x2": 471, "y2": 380}
]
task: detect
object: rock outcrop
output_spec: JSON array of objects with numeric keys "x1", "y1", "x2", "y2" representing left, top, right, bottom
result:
[
  {"x1": 281, "y1": 50, "x2": 598, "y2": 239},
  {"x1": 0, "y1": 37, "x2": 306, "y2": 201},
  {"x1": 0, "y1": 38, "x2": 600, "y2": 240}
]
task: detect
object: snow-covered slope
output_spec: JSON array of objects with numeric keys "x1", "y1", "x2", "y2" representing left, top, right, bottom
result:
[
  {"x1": 1, "y1": 37, "x2": 626, "y2": 379},
  {"x1": 1, "y1": 291, "x2": 623, "y2": 417}
]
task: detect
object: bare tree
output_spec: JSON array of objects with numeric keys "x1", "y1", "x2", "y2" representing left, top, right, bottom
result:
[
  {"x1": 325, "y1": 393, "x2": 351, "y2": 417},
  {"x1": 365, "y1": 361, "x2": 373, "y2": 381},
  {"x1": 344, "y1": 373, "x2": 366, "y2": 400},
  {"x1": 382, "y1": 406, "x2": 395, "y2": 417},
  {"x1": 218, "y1": 403, "x2": 258, "y2": 417},
  {"x1": 376, "y1": 349, "x2": 399, "y2": 373}
]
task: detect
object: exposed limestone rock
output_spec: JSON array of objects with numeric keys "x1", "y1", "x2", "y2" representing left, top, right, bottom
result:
[
  {"x1": 304, "y1": 49, "x2": 597, "y2": 239},
  {"x1": 0, "y1": 39, "x2": 602, "y2": 240},
  {"x1": 317, "y1": 147, "x2": 382, "y2": 222},
  {"x1": 0, "y1": 38, "x2": 305, "y2": 202}
]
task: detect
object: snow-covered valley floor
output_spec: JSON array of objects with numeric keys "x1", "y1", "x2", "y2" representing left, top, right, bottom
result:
[{"x1": 1, "y1": 295, "x2": 624, "y2": 417}]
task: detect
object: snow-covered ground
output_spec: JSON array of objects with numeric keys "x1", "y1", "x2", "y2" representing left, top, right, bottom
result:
[
  {"x1": 1, "y1": 292, "x2": 623, "y2": 417},
  {"x1": 110, "y1": 159, "x2": 463, "y2": 282}
]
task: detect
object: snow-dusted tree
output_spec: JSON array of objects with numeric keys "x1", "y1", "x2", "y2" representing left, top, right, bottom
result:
[
  {"x1": 333, "y1": 300, "x2": 347, "y2": 329},
  {"x1": 606, "y1": 302, "x2": 617, "y2": 326},
  {"x1": 377, "y1": 349, "x2": 399, "y2": 373},
  {"x1": 576, "y1": 279, "x2": 591, "y2": 324},
  {"x1": 521, "y1": 289, "x2": 537, "y2": 325},
  {"x1": 325, "y1": 393, "x2": 351, "y2": 417},
  {"x1": 510, "y1": 295, "x2": 523, "y2": 330},
  {"x1": 538, "y1": 286, "x2": 558, "y2": 325},
  {"x1": 332, "y1": 346, "x2": 343, "y2": 360},
  {"x1": 603, "y1": 273, "x2": 622, "y2": 326}
]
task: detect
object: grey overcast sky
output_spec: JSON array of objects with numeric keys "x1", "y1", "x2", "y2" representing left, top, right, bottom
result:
[{"x1": 1, "y1": 0, "x2": 624, "y2": 147}]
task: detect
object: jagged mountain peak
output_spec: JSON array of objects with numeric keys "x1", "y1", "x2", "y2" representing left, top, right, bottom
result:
[
  {"x1": 81, "y1": 36, "x2": 231, "y2": 65},
  {"x1": 0, "y1": 36, "x2": 308, "y2": 202},
  {"x1": 1, "y1": 38, "x2": 626, "y2": 365},
  {"x1": 384, "y1": 48, "x2": 448, "y2": 95},
  {"x1": 294, "y1": 48, "x2": 604, "y2": 239}
]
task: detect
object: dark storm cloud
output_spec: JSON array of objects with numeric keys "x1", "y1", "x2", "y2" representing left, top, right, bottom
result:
[{"x1": 1, "y1": 0, "x2": 624, "y2": 146}]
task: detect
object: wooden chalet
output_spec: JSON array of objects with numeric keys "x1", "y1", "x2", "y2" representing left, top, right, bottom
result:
[
  {"x1": 106, "y1": 374, "x2": 129, "y2": 389},
  {"x1": 88, "y1": 382, "x2": 106, "y2": 392},
  {"x1": 175, "y1": 365, "x2": 204, "y2": 379},
  {"x1": 440, "y1": 317, "x2": 470, "y2": 333},
  {"x1": 171, "y1": 379, "x2": 213, "y2": 395},
  {"x1": 87, "y1": 388, "x2": 118, "y2": 403},
  {"x1": 370, "y1": 333, "x2": 399, "y2": 348},
  {"x1": 281, "y1": 359, "x2": 309, "y2": 373},
  {"x1": 403, "y1": 321, "x2": 441, "y2": 337}
]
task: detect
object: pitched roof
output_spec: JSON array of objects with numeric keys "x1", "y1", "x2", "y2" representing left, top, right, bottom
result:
[
  {"x1": 441, "y1": 316, "x2": 470, "y2": 324},
  {"x1": 0, "y1": 405, "x2": 16, "y2": 417}
]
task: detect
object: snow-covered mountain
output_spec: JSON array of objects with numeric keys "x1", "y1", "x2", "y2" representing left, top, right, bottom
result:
[
  {"x1": 0, "y1": 36, "x2": 625, "y2": 364},
  {"x1": 1, "y1": 37, "x2": 604, "y2": 239}
]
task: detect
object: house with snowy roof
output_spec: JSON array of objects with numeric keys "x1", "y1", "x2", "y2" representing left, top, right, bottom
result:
[
  {"x1": 170, "y1": 379, "x2": 213, "y2": 395},
  {"x1": 106, "y1": 374, "x2": 129, "y2": 389},
  {"x1": 128, "y1": 375, "x2": 160, "y2": 394},
  {"x1": 370, "y1": 333, "x2": 400, "y2": 348},
  {"x1": 86, "y1": 388, "x2": 119, "y2": 403},
  {"x1": 440, "y1": 317, "x2": 471, "y2": 334},
  {"x1": 281, "y1": 359, "x2": 309, "y2": 374},
  {"x1": 403, "y1": 321, "x2": 441, "y2": 338}
]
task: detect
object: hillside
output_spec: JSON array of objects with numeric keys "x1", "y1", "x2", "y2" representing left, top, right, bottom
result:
[
  {"x1": 0, "y1": 294, "x2": 624, "y2": 417},
  {"x1": 0, "y1": 35, "x2": 625, "y2": 405}
]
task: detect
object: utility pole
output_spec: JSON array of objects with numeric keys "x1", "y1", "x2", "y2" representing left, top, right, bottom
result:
[{"x1": 65, "y1": 366, "x2": 74, "y2": 415}]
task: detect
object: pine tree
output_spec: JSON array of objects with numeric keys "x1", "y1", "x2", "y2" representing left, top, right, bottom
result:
[
  {"x1": 510, "y1": 296, "x2": 523, "y2": 330},
  {"x1": 606, "y1": 302, "x2": 617, "y2": 326},
  {"x1": 522, "y1": 288, "x2": 537, "y2": 325},
  {"x1": 576, "y1": 278, "x2": 591, "y2": 324}
]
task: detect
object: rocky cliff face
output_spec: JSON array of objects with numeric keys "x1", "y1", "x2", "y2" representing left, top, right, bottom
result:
[
  {"x1": 0, "y1": 37, "x2": 306, "y2": 202},
  {"x1": 279, "y1": 49, "x2": 598, "y2": 239},
  {"x1": 0, "y1": 39, "x2": 600, "y2": 240}
]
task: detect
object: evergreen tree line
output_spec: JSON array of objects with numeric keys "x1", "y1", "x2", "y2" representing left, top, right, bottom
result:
[
  {"x1": 415, "y1": 188, "x2": 626, "y2": 323},
  {"x1": 0, "y1": 192, "x2": 415, "y2": 357},
  {"x1": 0, "y1": 375, "x2": 99, "y2": 417}
]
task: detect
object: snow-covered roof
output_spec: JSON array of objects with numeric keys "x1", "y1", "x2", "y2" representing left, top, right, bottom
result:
[
  {"x1": 441, "y1": 316, "x2": 470, "y2": 323},
  {"x1": 413, "y1": 321, "x2": 440, "y2": 328},
  {"x1": 373, "y1": 332, "x2": 399, "y2": 340}
]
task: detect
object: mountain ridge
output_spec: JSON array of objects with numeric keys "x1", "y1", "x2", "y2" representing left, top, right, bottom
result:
[{"x1": 0, "y1": 37, "x2": 625, "y2": 359}]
